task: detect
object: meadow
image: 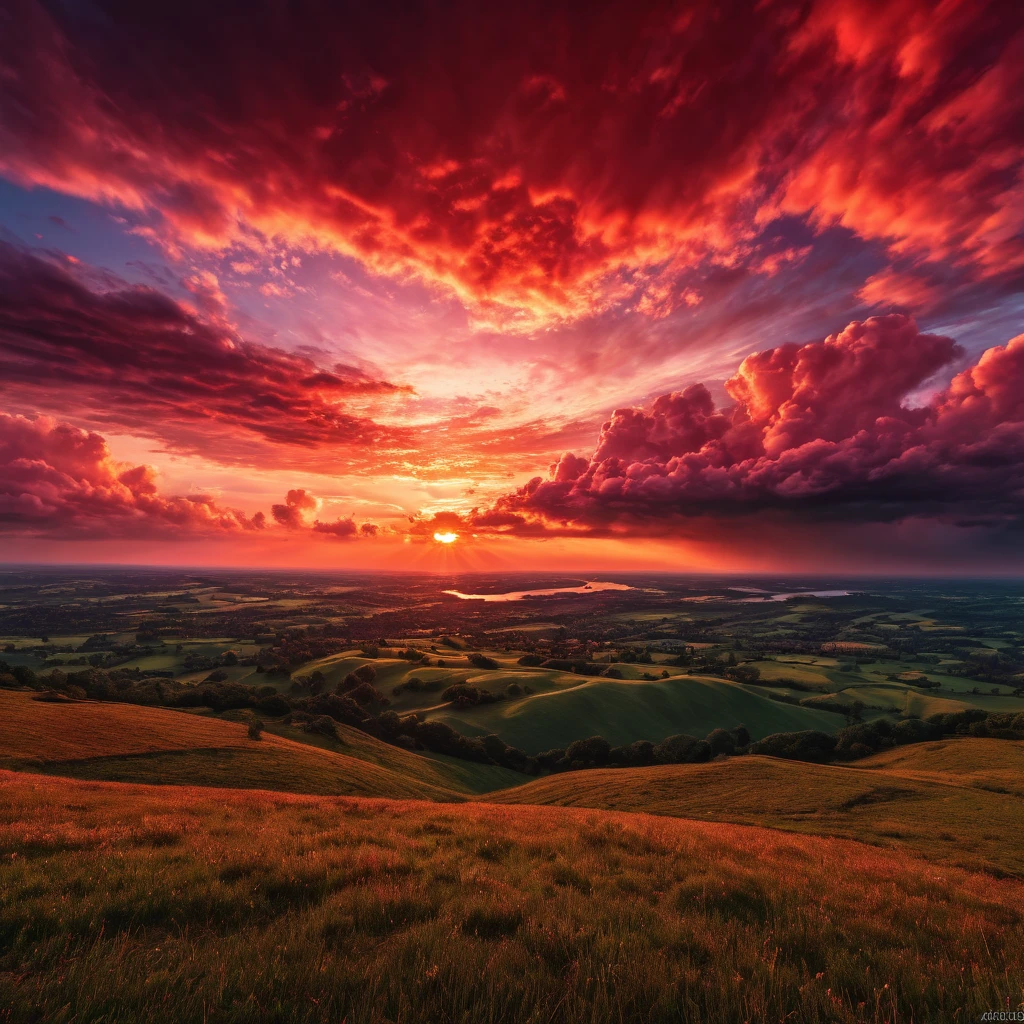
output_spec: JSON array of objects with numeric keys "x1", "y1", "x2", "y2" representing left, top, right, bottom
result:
[{"x1": 2, "y1": 770, "x2": 1023, "y2": 1023}]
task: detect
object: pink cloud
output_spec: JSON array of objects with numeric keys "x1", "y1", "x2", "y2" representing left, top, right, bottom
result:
[
  {"x1": 485, "y1": 315, "x2": 1024, "y2": 533},
  {"x1": 0, "y1": 413, "x2": 385, "y2": 543},
  {"x1": 0, "y1": 412, "x2": 261, "y2": 538}
]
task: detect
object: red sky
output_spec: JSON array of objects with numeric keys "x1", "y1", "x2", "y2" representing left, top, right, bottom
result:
[{"x1": 1, "y1": 0, "x2": 1023, "y2": 572}]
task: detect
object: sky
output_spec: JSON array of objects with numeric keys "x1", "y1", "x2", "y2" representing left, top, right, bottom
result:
[{"x1": 0, "y1": 0, "x2": 1022, "y2": 573}]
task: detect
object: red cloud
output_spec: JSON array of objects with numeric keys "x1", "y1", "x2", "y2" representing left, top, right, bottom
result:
[
  {"x1": 0, "y1": 0, "x2": 1019, "y2": 323},
  {"x1": 0, "y1": 242, "x2": 409, "y2": 470},
  {"x1": 0, "y1": 412, "x2": 260, "y2": 538},
  {"x1": 488, "y1": 315, "x2": 1024, "y2": 533}
]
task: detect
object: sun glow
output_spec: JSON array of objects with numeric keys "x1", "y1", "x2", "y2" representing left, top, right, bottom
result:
[{"x1": 433, "y1": 531, "x2": 458, "y2": 544}]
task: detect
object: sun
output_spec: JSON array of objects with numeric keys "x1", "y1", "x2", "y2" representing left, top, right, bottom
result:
[{"x1": 433, "y1": 531, "x2": 458, "y2": 544}]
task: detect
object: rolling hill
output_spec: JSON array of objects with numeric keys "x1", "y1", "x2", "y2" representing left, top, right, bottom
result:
[
  {"x1": 428, "y1": 674, "x2": 844, "y2": 753},
  {"x1": 0, "y1": 690, "x2": 523, "y2": 799},
  {"x1": 489, "y1": 743, "x2": 1024, "y2": 876},
  {"x1": 0, "y1": 770, "x2": 1020, "y2": 1023}
]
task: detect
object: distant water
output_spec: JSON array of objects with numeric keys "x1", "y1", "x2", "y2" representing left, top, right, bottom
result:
[
  {"x1": 443, "y1": 581, "x2": 633, "y2": 602},
  {"x1": 739, "y1": 589, "x2": 851, "y2": 602}
]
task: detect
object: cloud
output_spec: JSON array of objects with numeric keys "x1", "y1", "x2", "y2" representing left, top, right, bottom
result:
[
  {"x1": 0, "y1": 0, "x2": 1019, "y2": 325},
  {"x1": 271, "y1": 488, "x2": 321, "y2": 528},
  {"x1": 0, "y1": 412, "x2": 261, "y2": 538},
  {"x1": 0, "y1": 413, "x2": 385, "y2": 542},
  {"x1": 0, "y1": 241, "x2": 410, "y2": 470},
  {"x1": 487, "y1": 315, "x2": 1024, "y2": 533}
]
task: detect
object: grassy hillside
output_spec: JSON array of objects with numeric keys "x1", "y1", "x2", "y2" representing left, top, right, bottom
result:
[
  {"x1": 0, "y1": 691, "x2": 499, "y2": 800},
  {"x1": 858, "y1": 737, "x2": 1024, "y2": 795},
  {"x1": 429, "y1": 674, "x2": 842, "y2": 753},
  {"x1": 1, "y1": 770, "x2": 1021, "y2": 1023},
  {"x1": 261, "y1": 720, "x2": 528, "y2": 795},
  {"x1": 490, "y1": 744, "x2": 1024, "y2": 876}
]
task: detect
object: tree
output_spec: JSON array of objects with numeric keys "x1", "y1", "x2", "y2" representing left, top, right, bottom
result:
[
  {"x1": 653, "y1": 734, "x2": 711, "y2": 764},
  {"x1": 247, "y1": 716, "x2": 263, "y2": 741},
  {"x1": 706, "y1": 728, "x2": 736, "y2": 757},
  {"x1": 565, "y1": 735, "x2": 612, "y2": 767},
  {"x1": 350, "y1": 682, "x2": 389, "y2": 706}
]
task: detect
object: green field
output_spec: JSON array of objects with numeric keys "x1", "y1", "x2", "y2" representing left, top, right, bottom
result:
[{"x1": 427, "y1": 674, "x2": 843, "y2": 753}]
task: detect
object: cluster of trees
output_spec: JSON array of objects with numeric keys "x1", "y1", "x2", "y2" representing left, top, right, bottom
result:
[
  {"x1": 534, "y1": 726, "x2": 750, "y2": 772},
  {"x1": 441, "y1": 683, "x2": 499, "y2": 707},
  {"x1": 751, "y1": 709, "x2": 1024, "y2": 763},
  {"x1": 391, "y1": 676, "x2": 443, "y2": 697}
]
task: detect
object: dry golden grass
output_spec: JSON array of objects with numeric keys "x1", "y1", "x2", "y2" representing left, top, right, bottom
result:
[
  {"x1": 1, "y1": 769, "x2": 1022, "y2": 1022},
  {"x1": 858, "y1": 737, "x2": 1024, "y2": 795},
  {"x1": 0, "y1": 689, "x2": 257, "y2": 760},
  {"x1": 0, "y1": 691, "x2": 460, "y2": 801},
  {"x1": 489, "y1": 749, "x2": 1024, "y2": 876}
]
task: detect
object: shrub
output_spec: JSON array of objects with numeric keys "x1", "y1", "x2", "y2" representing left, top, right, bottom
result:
[
  {"x1": 468, "y1": 653, "x2": 499, "y2": 670},
  {"x1": 205, "y1": 669, "x2": 229, "y2": 683},
  {"x1": 506, "y1": 682, "x2": 523, "y2": 696},
  {"x1": 517, "y1": 654, "x2": 543, "y2": 667},
  {"x1": 354, "y1": 664, "x2": 377, "y2": 684},
  {"x1": 247, "y1": 717, "x2": 263, "y2": 741},
  {"x1": 603, "y1": 667, "x2": 623, "y2": 679}
]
